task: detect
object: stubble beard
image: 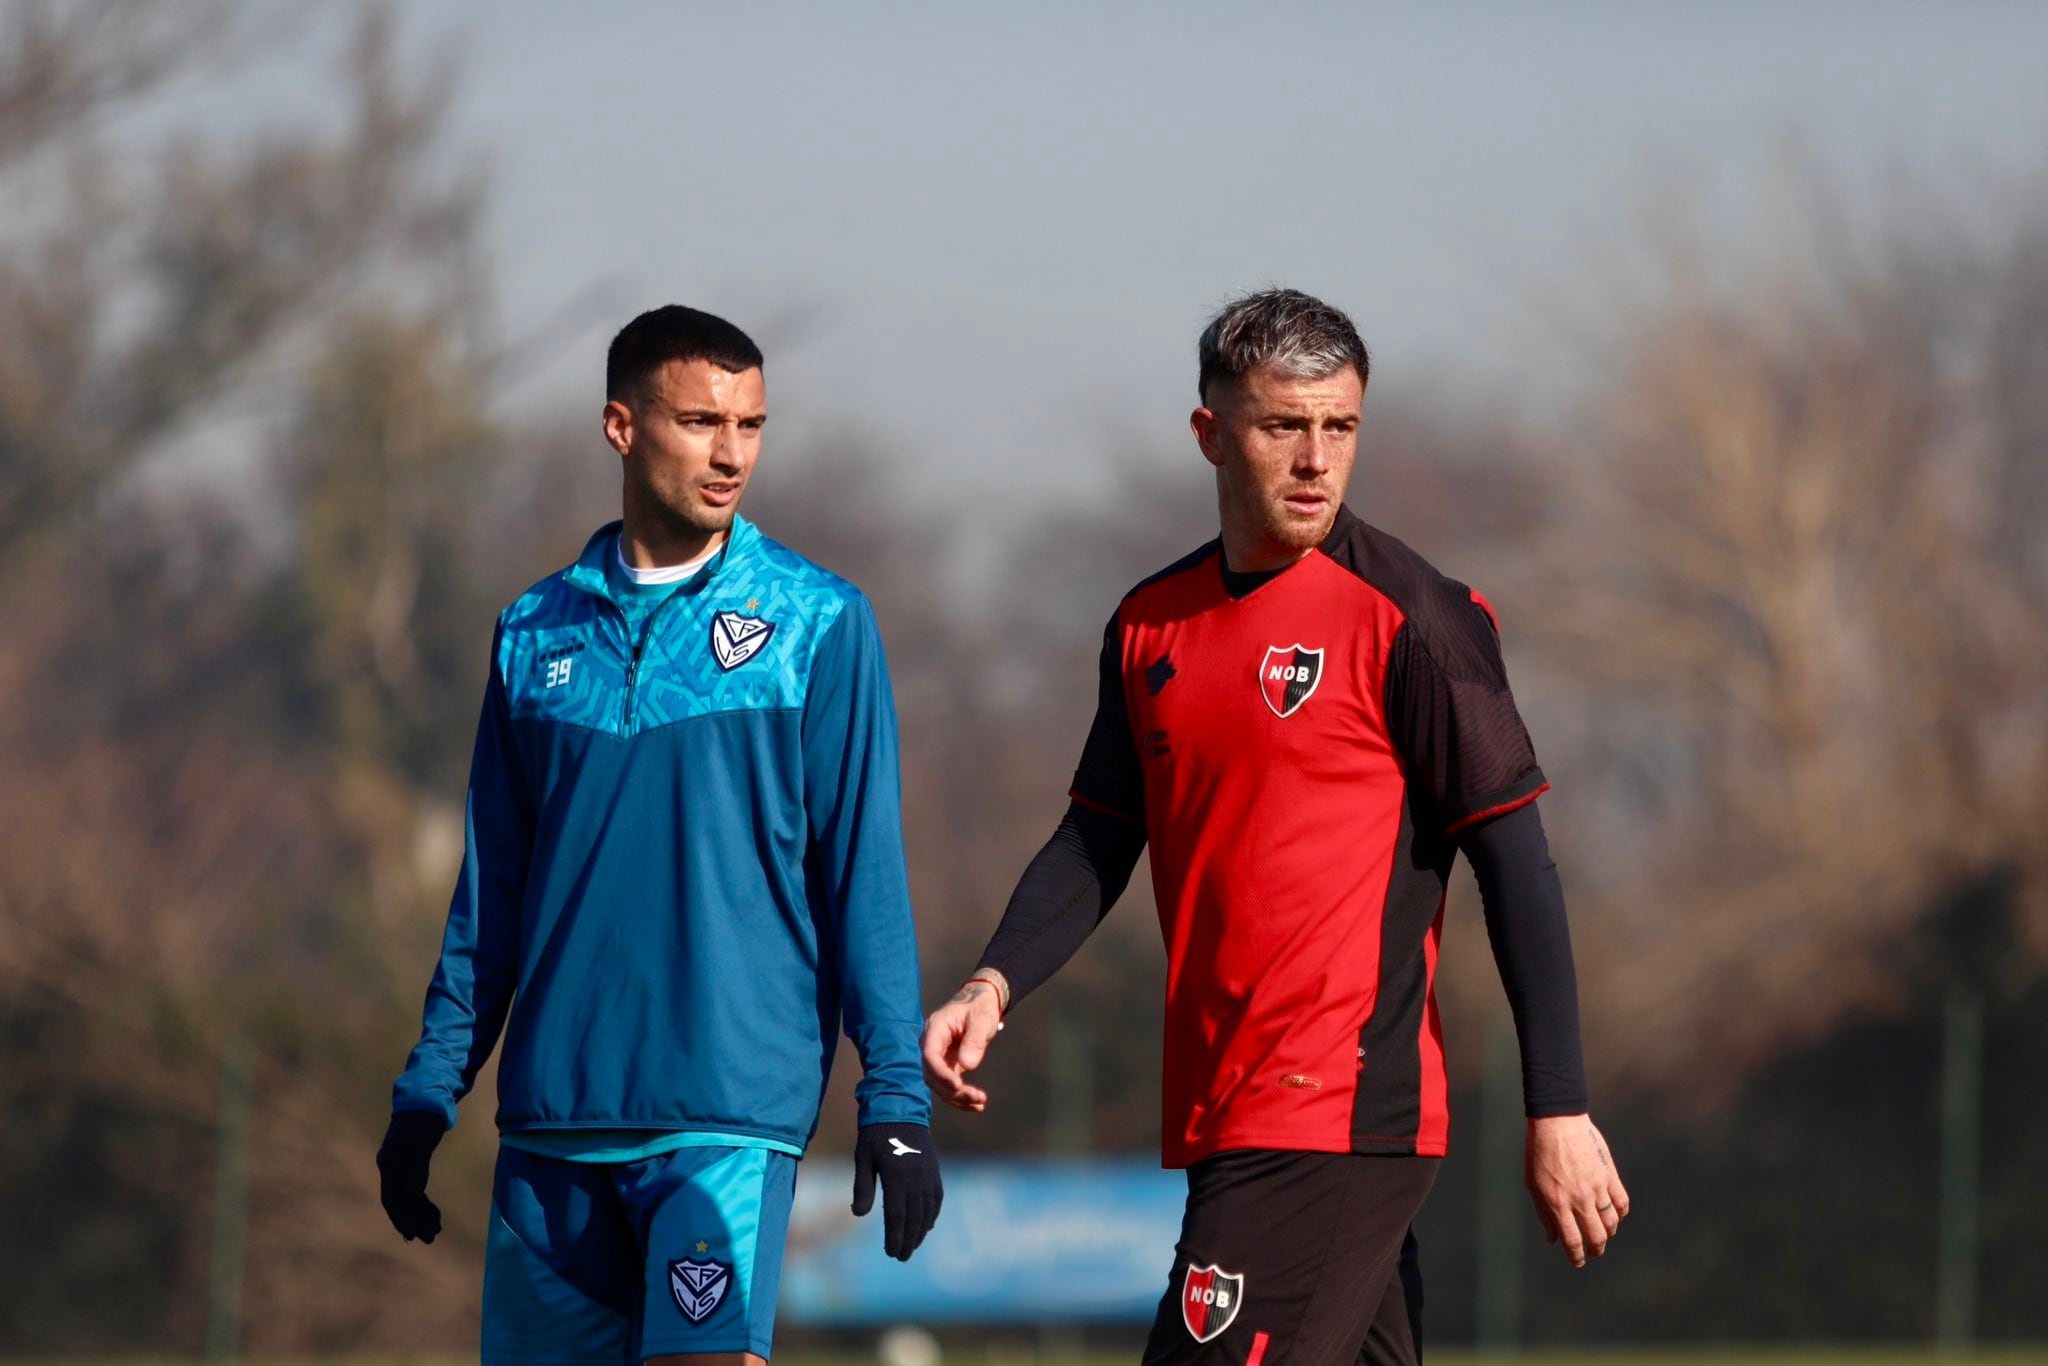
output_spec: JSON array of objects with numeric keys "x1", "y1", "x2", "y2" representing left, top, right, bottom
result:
[
  {"x1": 1259, "y1": 494, "x2": 1336, "y2": 552},
  {"x1": 1218, "y1": 461, "x2": 1339, "y2": 560},
  {"x1": 634, "y1": 468, "x2": 741, "y2": 543},
  {"x1": 656, "y1": 490, "x2": 736, "y2": 537}
]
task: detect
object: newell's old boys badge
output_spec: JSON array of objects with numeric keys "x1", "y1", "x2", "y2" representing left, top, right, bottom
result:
[
  {"x1": 1182, "y1": 1263, "x2": 1246, "y2": 1343},
  {"x1": 710, "y1": 610, "x2": 775, "y2": 671},
  {"x1": 1259, "y1": 643, "x2": 1324, "y2": 718},
  {"x1": 669, "y1": 1257, "x2": 732, "y2": 1324}
]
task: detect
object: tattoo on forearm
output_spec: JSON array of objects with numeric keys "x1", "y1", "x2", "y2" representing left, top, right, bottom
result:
[{"x1": 950, "y1": 983, "x2": 992, "y2": 1007}]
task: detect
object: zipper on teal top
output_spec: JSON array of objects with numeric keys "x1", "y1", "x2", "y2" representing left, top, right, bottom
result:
[
  {"x1": 569, "y1": 527, "x2": 735, "y2": 734},
  {"x1": 624, "y1": 589, "x2": 688, "y2": 733}
]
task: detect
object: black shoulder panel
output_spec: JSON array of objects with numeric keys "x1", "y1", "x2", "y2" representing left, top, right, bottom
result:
[{"x1": 1319, "y1": 507, "x2": 1506, "y2": 686}]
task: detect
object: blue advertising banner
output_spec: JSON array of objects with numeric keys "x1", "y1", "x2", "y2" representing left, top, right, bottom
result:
[{"x1": 782, "y1": 1158, "x2": 1186, "y2": 1324}]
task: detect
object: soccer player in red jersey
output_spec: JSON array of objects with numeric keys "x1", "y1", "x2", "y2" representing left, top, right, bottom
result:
[{"x1": 923, "y1": 289, "x2": 1629, "y2": 1364}]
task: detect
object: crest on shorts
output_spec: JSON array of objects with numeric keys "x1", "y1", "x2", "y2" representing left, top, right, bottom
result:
[
  {"x1": 1181, "y1": 1263, "x2": 1246, "y2": 1343},
  {"x1": 668, "y1": 1257, "x2": 732, "y2": 1324},
  {"x1": 1258, "y1": 643, "x2": 1324, "y2": 718},
  {"x1": 710, "y1": 611, "x2": 775, "y2": 671}
]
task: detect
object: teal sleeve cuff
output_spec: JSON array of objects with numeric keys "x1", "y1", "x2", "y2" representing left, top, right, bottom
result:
[
  {"x1": 390, "y1": 1081, "x2": 458, "y2": 1131},
  {"x1": 849, "y1": 1018, "x2": 932, "y2": 1127},
  {"x1": 856, "y1": 1089, "x2": 933, "y2": 1128}
]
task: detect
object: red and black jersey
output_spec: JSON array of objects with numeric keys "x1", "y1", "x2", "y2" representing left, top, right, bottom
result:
[{"x1": 1070, "y1": 506, "x2": 1548, "y2": 1165}]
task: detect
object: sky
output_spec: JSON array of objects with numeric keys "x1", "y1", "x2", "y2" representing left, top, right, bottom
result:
[{"x1": 175, "y1": 2, "x2": 2048, "y2": 513}]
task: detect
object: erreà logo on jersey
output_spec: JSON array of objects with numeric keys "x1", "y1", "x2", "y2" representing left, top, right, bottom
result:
[
  {"x1": 1259, "y1": 643, "x2": 1324, "y2": 718},
  {"x1": 1182, "y1": 1262, "x2": 1246, "y2": 1342},
  {"x1": 710, "y1": 610, "x2": 775, "y2": 671}
]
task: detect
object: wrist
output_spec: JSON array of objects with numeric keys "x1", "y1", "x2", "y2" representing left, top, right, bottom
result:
[
  {"x1": 858, "y1": 1094, "x2": 934, "y2": 1129},
  {"x1": 389, "y1": 1109, "x2": 449, "y2": 1136},
  {"x1": 966, "y1": 967, "x2": 1011, "y2": 1014},
  {"x1": 1526, "y1": 1113, "x2": 1591, "y2": 1144}
]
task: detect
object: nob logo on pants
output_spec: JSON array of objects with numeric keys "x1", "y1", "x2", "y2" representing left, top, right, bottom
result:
[{"x1": 1182, "y1": 1263, "x2": 1246, "y2": 1342}]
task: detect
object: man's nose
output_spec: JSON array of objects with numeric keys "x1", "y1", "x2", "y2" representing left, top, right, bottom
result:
[
  {"x1": 711, "y1": 424, "x2": 745, "y2": 470},
  {"x1": 1296, "y1": 435, "x2": 1333, "y2": 476}
]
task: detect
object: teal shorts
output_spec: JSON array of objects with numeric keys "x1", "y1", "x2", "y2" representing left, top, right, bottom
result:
[{"x1": 482, "y1": 1143, "x2": 798, "y2": 1363}]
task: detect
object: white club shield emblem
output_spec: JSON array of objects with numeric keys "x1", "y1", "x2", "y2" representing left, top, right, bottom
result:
[
  {"x1": 669, "y1": 1257, "x2": 732, "y2": 1324},
  {"x1": 710, "y1": 610, "x2": 775, "y2": 671},
  {"x1": 1258, "y1": 643, "x2": 1325, "y2": 718}
]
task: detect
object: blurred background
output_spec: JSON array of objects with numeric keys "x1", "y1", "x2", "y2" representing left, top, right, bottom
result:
[{"x1": 2, "y1": 1, "x2": 2045, "y2": 1360}]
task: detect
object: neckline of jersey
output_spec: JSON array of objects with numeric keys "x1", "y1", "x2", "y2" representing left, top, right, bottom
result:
[
  {"x1": 1216, "y1": 504, "x2": 1357, "y2": 600},
  {"x1": 563, "y1": 516, "x2": 753, "y2": 605}
]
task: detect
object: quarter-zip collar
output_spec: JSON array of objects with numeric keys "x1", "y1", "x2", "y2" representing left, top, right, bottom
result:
[{"x1": 563, "y1": 516, "x2": 756, "y2": 605}]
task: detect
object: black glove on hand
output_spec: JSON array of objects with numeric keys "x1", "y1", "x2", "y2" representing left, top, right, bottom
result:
[
  {"x1": 851, "y1": 1122, "x2": 942, "y2": 1261},
  {"x1": 376, "y1": 1110, "x2": 448, "y2": 1244}
]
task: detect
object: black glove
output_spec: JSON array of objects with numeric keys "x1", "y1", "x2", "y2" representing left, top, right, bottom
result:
[
  {"x1": 376, "y1": 1110, "x2": 448, "y2": 1244},
  {"x1": 851, "y1": 1122, "x2": 942, "y2": 1261}
]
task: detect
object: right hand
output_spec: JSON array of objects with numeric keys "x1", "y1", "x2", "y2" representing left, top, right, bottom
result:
[
  {"x1": 376, "y1": 1110, "x2": 448, "y2": 1243},
  {"x1": 920, "y1": 972, "x2": 1007, "y2": 1112}
]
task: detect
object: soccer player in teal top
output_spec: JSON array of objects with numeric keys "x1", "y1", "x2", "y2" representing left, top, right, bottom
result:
[{"x1": 377, "y1": 306, "x2": 941, "y2": 1365}]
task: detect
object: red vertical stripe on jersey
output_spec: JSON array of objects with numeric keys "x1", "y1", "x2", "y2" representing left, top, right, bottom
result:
[
  {"x1": 1247, "y1": 1331, "x2": 1271, "y2": 1365},
  {"x1": 1417, "y1": 901, "x2": 1450, "y2": 1152}
]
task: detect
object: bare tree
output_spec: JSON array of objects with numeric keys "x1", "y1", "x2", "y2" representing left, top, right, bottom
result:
[
  {"x1": 0, "y1": 4, "x2": 499, "y2": 1351},
  {"x1": 1528, "y1": 173, "x2": 2048, "y2": 1099}
]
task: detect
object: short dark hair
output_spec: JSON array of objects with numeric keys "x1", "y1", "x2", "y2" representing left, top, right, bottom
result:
[
  {"x1": 606, "y1": 305, "x2": 764, "y2": 404},
  {"x1": 1197, "y1": 288, "x2": 1370, "y2": 402}
]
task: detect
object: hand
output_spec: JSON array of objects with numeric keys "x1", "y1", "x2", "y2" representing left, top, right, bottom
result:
[
  {"x1": 376, "y1": 1110, "x2": 448, "y2": 1244},
  {"x1": 1525, "y1": 1114, "x2": 1629, "y2": 1268},
  {"x1": 920, "y1": 972, "x2": 1006, "y2": 1112},
  {"x1": 851, "y1": 1123, "x2": 942, "y2": 1260}
]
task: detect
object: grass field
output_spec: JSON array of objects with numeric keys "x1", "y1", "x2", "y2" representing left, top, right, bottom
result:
[
  {"x1": 766, "y1": 1352, "x2": 2045, "y2": 1366},
  {"x1": 766, "y1": 1353, "x2": 2034, "y2": 1366},
  {"x1": 18, "y1": 1352, "x2": 2047, "y2": 1365}
]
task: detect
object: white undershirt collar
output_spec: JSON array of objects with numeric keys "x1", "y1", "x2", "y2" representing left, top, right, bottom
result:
[{"x1": 615, "y1": 534, "x2": 718, "y2": 586}]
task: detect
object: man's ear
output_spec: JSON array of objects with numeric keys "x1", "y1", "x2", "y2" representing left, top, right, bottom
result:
[
  {"x1": 1190, "y1": 406, "x2": 1223, "y2": 469},
  {"x1": 601, "y1": 399, "x2": 634, "y2": 458}
]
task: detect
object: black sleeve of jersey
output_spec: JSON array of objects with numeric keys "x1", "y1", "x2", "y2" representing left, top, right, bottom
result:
[
  {"x1": 1385, "y1": 591, "x2": 1547, "y2": 834},
  {"x1": 1066, "y1": 611, "x2": 1146, "y2": 824},
  {"x1": 975, "y1": 800, "x2": 1148, "y2": 1006},
  {"x1": 1459, "y1": 802, "x2": 1590, "y2": 1117}
]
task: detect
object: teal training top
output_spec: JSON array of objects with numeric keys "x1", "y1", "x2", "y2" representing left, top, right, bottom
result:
[
  {"x1": 496, "y1": 537, "x2": 791, "y2": 1164},
  {"x1": 391, "y1": 517, "x2": 930, "y2": 1151}
]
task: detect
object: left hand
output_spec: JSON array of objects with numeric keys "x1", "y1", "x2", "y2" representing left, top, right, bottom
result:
[
  {"x1": 1524, "y1": 1114, "x2": 1629, "y2": 1268},
  {"x1": 852, "y1": 1122, "x2": 943, "y2": 1261},
  {"x1": 374, "y1": 1110, "x2": 449, "y2": 1244}
]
